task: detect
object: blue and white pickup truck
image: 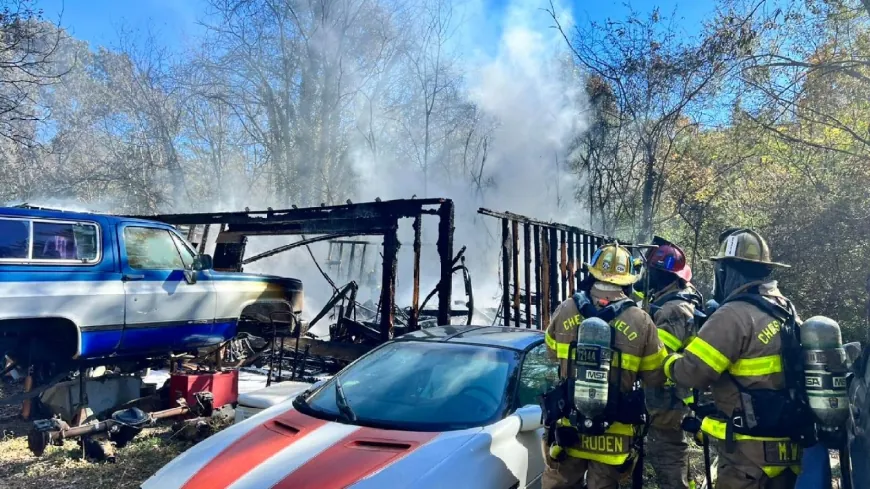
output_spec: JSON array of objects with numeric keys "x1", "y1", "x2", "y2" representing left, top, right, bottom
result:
[{"x1": 0, "y1": 206, "x2": 303, "y2": 371}]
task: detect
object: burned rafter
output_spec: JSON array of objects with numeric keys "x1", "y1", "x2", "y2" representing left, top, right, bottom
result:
[{"x1": 136, "y1": 198, "x2": 456, "y2": 346}]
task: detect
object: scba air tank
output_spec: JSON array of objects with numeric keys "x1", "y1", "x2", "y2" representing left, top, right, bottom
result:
[
  {"x1": 800, "y1": 316, "x2": 849, "y2": 429},
  {"x1": 573, "y1": 317, "x2": 612, "y2": 419}
]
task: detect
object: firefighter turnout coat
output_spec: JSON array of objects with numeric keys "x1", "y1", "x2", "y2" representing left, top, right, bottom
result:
[
  {"x1": 647, "y1": 282, "x2": 698, "y2": 424},
  {"x1": 664, "y1": 280, "x2": 803, "y2": 480},
  {"x1": 645, "y1": 283, "x2": 699, "y2": 489},
  {"x1": 545, "y1": 283, "x2": 667, "y2": 466}
]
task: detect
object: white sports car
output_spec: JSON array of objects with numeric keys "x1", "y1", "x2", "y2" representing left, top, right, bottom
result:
[{"x1": 141, "y1": 326, "x2": 558, "y2": 489}]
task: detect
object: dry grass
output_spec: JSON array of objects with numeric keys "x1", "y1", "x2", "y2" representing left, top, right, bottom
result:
[
  {"x1": 0, "y1": 422, "x2": 199, "y2": 489},
  {"x1": 0, "y1": 379, "x2": 233, "y2": 489}
]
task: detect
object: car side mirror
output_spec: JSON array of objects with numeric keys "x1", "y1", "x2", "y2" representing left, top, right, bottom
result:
[
  {"x1": 194, "y1": 254, "x2": 213, "y2": 271},
  {"x1": 516, "y1": 405, "x2": 543, "y2": 432}
]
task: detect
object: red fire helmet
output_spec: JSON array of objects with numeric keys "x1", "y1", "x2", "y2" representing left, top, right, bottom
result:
[{"x1": 646, "y1": 243, "x2": 692, "y2": 282}]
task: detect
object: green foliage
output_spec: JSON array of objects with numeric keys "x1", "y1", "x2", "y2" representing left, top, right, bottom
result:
[{"x1": 570, "y1": 0, "x2": 870, "y2": 341}]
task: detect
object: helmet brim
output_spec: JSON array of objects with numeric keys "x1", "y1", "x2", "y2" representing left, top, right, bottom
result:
[
  {"x1": 587, "y1": 265, "x2": 641, "y2": 286},
  {"x1": 675, "y1": 266, "x2": 692, "y2": 282},
  {"x1": 708, "y1": 255, "x2": 791, "y2": 269},
  {"x1": 649, "y1": 263, "x2": 693, "y2": 282}
]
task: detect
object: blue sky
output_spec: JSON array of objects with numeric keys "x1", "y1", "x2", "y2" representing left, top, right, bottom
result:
[{"x1": 35, "y1": 0, "x2": 717, "y2": 53}]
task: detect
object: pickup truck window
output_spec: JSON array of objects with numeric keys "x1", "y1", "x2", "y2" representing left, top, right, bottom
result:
[
  {"x1": 32, "y1": 221, "x2": 99, "y2": 261},
  {"x1": 125, "y1": 227, "x2": 185, "y2": 270},
  {"x1": 170, "y1": 233, "x2": 195, "y2": 269},
  {"x1": 0, "y1": 219, "x2": 30, "y2": 259},
  {"x1": 0, "y1": 217, "x2": 99, "y2": 263}
]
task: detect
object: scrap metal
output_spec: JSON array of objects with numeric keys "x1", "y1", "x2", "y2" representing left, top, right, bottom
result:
[{"x1": 27, "y1": 392, "x2": 215, "y2": 457}]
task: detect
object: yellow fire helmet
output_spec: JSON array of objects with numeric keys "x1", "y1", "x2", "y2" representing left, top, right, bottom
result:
[
  {"x1": 709, "y1": 228, "x2": 790, "y2": 268},
  {"x1": 586, "y1": 242, "x2": 641, "y2": 286}
]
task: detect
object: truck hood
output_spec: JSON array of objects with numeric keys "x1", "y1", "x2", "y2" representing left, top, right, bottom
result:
[
  {"x1": 207, "y1": 271, "x2": 303, "y2": 290},
  {"x1": 141, "y1": 402, "x2": 487, "y2": 489}
]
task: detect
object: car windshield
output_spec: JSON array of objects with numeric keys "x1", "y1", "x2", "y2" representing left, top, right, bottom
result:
[{"x1": 299, "y1": 341, "x2": 519, "y2": 431}]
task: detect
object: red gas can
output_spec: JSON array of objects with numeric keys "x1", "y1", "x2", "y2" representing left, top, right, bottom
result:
[{"x1": 169, "y1": 369, "x2": 239, "y2": 408}]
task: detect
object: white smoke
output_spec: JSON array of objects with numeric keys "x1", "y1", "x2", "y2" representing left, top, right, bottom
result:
[
  {"x1": 351, "y1": 0, "x2": 589, "y2": 319},
  {"x1": 14, "y1": 0, "x2": 592, "y2": 333}
]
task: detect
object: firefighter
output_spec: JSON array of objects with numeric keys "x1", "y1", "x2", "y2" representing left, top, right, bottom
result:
[
  {"x1": 542, "y1": 242, "x2": 667, "y2": 489},
  {"x1": 644, "y1": 241, "x2": 701, "y2": 489},
  {"x1": 664, "y1": 229, "x2": 803, "y2": 489}
]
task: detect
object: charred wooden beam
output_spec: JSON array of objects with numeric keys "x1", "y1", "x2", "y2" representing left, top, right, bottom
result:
[
  {"x1": 142, "y1": 198, "x2": 449, "y2": 226},
  {"x1": 477, "y1": 208, "x2": 604, "y2": 238},
  {"x1": 501, "y1": 218, "x2": 511, "y2": 326},
  {"x1": 512, "y1": 220, "x2": 521, "y2": 328},
  {"x1": 560, "y1": 230, "x2": 567, "y2": 302},
  {"x1": 541, "y1": 230, "x2": 550, "y2": 328},
  {"x1": 523, "y1": 223, "x2": 532, "y2": 329},
  {"x1": 533, "y1": 225, "x2": 542, "y2": 330},
  {"x1": 549, "y1": 228, "x2": 559, "y2": 313},
  {"x1": 437, "y1": 200, "x2": 455, "y2": 326},
  {"x1": 198, "y1": 224, "x2": 211, "y2": 254},
  {"x1": 567, "y1": 231, "x2": 575, "y2": 295},
  {"x1": 379, "y1": 223, "x2": 400, "y2": 342},
  {"x1": 359, "y1": 244, "x2": 368, "y2": 278},
  {"x1": 410, "y1": 216, "x2": 422, "y2": 332},
  {"x1": 347, "y1": 243, "x2": 357, "y2": 281}
]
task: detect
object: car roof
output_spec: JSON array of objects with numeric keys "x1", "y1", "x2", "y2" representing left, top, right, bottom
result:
[
  {"x1": 0, "y1": 205, "x2": 169, "y2": 227},
  {"x1": 396, "y1": 325, "x2": 544, "y2": 351}
]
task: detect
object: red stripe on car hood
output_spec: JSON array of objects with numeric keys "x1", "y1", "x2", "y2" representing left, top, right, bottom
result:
[
  {"x1": 271, "y1": 427, "x2": 439, "y2": 489},
  {"x1": 181, "y1": 409, "x2": 327, "y2": 489}
]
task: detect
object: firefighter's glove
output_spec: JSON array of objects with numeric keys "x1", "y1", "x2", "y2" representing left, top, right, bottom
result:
[
  {"x1": 681, "y1": 416, "x2": 701, "y2": 434},
  {"x1": 548, "y1": 443, "x2": 566, "y2": 462},
  {"x1": 573, "y1": 291, "x2": 591, "y2": 311},
  {"x1": 554, "y1": 425, "x2": 580, "y2": 448},
  {"x1": 681, "y1": 416, "x2": 706, "y2": 446}
]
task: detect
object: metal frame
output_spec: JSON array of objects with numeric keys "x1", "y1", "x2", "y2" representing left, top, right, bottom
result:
[
  {"x1": 134, "y1": 199, "x2": 456, "y2": 341},
  {"x1": 478, "y1": 208, "x2": 616, "y2": 329}
]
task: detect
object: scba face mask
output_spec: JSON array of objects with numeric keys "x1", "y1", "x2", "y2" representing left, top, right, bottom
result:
[{"x1": 712, "y1": 263, "x2": 727, "y2": 304}]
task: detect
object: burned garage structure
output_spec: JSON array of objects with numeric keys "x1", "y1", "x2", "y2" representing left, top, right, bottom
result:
[
  {"x1": 145, "y1": 198, "x2": 457, "y2": 373},
  {"x1": 478, "y1": 208, "x2": 612, "y2": 329}
]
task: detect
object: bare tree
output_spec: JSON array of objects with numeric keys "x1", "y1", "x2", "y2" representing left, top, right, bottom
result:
[
  {"x1": 0, "y1": 0, "x2": 67, "y2": 145},
  {"x1": 550, "y1": 2, "x2": 760, "y2": 241}
]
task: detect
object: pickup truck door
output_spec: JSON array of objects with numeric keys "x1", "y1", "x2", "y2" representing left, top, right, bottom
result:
[{"x1": 118, "y1": 223, "x2": 217, "y2": 353}]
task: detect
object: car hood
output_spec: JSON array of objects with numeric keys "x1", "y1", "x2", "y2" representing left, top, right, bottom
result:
[{"x1": 141, "y1": 401, "x2": 489, "y2": 489}]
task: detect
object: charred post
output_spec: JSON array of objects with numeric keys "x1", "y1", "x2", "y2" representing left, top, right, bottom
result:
[
  {"x1": 549, "y1": 228, "x2": 559, "y2": 313},
  {"x1": 359, "y1": 244, "x2": 368, "y2": 279},
  {"x1": 437, "y1": 200, "x2": 455, "y2": 326},
  {"x1": 198, "y1": 224, "x2": 211, "y2": 254},
  {"x1": 541, "y1": 230, "x2": 550, "y2": 328},
  {"x1": 347, "y1": 243, "x2": 357, "y2": 281},
  {"x1": 533, "y1": 225, "x2": 542, "y2": 330},
  {"x1": 379, "y1": 223, "x2": 400, "y2": 342},
  {"x1": 410, "y1": 216, "x2": 422, "y2": 332},
  {"x1": 523, "y1": 223, "x2": 532, "y2": 329},
  {"x1": 560, "y1": 230, "x2": 567, "y2": 302},
  {"x1": 512, "y1": 220, "x2": 520, "y2": 327},
  {"x1": 567, "y1": 231, "x2": 575, "y2": 295},
  {"x1": 501, "y1": 218, "x2": 511, "y2": 326}
]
